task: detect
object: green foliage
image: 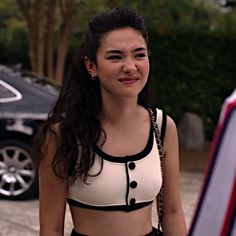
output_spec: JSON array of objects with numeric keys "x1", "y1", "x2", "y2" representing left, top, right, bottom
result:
[
  {"x1": 149, "y1": 30, "x2": 236, "y2": 139},
  {"x1": 0, "y1": 1, "x2": 29, "y2": 67},
  {"x1": 0, "y1": 0, "x2": 235, "y2": 139},
  {"x1": 128, "y1": 0, "x2": 236, "y2": 139},
  {"x1": 0, "y1": 0, "x2": 20, "y2": 22}
]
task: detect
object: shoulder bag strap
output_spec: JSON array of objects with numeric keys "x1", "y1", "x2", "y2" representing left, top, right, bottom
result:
[{"x1": 147, "y1": 107, "x2": 167, "y2": 231}]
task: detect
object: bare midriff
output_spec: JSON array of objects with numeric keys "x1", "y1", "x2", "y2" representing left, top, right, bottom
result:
[{"x1": 70, "y1": 204, "x2": 153, "y2": 236}]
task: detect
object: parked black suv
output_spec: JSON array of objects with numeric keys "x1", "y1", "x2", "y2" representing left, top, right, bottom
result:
[{"x1": 0, "y1": 65, "x2": 59, "y2": 199}]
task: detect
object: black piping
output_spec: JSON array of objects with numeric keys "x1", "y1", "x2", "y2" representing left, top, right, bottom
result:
[
  {"x1": 160, "y1": 111, "x2": 167, "y2": 144},
  {"x1": 67, "y1": 198, "x2": 153, "y2": 212},
  {"x1": 93, "y1": 123, "x2": 153, "y2": 163},
  {"x1": 125, "y1": 162, "x2": 130, "y2": 206}
]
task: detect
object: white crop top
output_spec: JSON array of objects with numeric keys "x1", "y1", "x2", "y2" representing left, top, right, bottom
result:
[{"x1": 67, "y1": 108, "x2": 166, "y2": 212}]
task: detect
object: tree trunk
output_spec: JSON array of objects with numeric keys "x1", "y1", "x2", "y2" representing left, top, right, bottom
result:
[
  {"x1": 16, "y1": 0, "x2": 36, "y2": 72},
  {"x1": 54, "y1": 0, "x2": 76, "y2": 82},
  {"x1": 17, "y1": 0, "x2": 77, "y2": 81},
  {"x1": 46, "y1": 0, "x2": 57, "y2": 79},
  {"x1": 17, "y1": 0, "x2": 46, "y2": 76},
  {"x1": 54, "y1": 35, "x2": 69, "y2": 82},
  {"x1": 34, "y1": 0, "x2": 45, "y2": 76}
]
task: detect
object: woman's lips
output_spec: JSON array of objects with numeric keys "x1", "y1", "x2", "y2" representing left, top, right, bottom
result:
[{"x1": 118, "y1": 77, "x2": 139, "y2": 84}]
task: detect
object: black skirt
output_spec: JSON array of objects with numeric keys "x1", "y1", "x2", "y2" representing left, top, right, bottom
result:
[{"x1": 70, "y1": 227, "x2": 162, "y2": 236}]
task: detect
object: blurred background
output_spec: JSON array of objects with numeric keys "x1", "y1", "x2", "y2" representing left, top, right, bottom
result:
[
  {"x1": 1, "y1": 0, "x2": 235, "y2": 153},
  {"x1": 0, "y1": 0, "x2": 235, "y2": 235}
]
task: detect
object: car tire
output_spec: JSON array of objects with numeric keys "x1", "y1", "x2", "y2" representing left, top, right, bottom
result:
[{"x1": 0, "y1": 140, "x2": 38, "y2": 200}]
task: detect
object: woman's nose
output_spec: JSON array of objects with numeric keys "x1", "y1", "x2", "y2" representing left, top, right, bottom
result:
[{"x1": 122, "y1": 58, "x2": 137, "y2": 73}]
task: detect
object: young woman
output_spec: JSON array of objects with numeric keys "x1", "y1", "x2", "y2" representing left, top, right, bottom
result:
[{"x1": 36, "y1": 7, "x2": 187, "y2": 236}]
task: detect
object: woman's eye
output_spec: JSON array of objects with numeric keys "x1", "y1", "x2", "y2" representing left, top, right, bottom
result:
[
  {"x1": 135, "y1": 53, "x2": 146, "y2": 58},
  {"x1": 107, "y1": 55, "x2": 122, "y2": 60}
]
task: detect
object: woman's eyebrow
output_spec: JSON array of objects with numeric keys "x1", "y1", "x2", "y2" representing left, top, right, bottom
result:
[
  {"x1": 105, "y1": 47, "x2": 147, "y2": 54},
  {"x1": 133, "y1": 47, "x2": 147, "y2": 52},
  {"x1": 105, "y1": 50, "x2": 121, "y2": 54}
]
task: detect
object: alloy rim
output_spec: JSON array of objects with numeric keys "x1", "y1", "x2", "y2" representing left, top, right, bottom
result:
[{"x1": 0, "y1": 146, "x2": 35, "y2": 196}]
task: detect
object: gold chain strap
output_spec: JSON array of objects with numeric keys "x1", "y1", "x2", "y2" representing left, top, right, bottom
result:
[{"x1": 148, "y1": 108, "x2": 164, "y2": 231}]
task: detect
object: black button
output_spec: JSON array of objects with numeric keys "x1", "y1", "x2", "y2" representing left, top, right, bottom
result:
[
  {"x1": 130, "y1": 181, "x2": 137, "y2": 188},
  {"x1": 130, "y1": 198, "x2": 136, "y2": 205},
  {"x1": 128, "y1": 162, "x2": 136, "y2": 170}
]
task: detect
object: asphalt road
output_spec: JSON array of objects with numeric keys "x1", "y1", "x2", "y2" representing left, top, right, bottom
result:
[{"x1": 0, "y1": 172, "x2": 203, "y2": 236}]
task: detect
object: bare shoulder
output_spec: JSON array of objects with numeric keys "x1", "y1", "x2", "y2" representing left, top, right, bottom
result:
[
  {"x1": 41, "y1": 122, "x2": 61, "y2": 165},
  {"x1": 163, "y1": 114, "x2": 178, "y2": 154},
  {"x1": 166, "y1": 115, "x2": 177, "y2": 133}
]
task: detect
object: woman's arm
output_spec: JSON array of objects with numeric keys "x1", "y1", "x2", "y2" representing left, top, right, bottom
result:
[
  {"x1": 39, "y1": 129, "x2": 68, "y2": 236},
  {"x1": 161, "y1": 116, "x2": 187, "y2": 236}
]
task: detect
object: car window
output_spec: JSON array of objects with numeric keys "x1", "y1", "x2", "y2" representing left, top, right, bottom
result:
[
  {"x1": 0, "y1": 79, "x2": 22, "y2": 103},
  {"x1": 0, "y1": 64, "x2": 60, "y2": 99}
]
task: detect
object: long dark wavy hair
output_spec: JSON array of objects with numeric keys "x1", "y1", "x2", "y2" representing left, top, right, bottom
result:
[{"x1": 34, "y1": 7, "x2": 152, "y2": 183}]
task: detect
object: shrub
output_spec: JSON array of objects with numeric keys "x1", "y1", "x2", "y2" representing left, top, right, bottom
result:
[{"x1": 149, "y1": 30, "x2": 236, "y2": 139}]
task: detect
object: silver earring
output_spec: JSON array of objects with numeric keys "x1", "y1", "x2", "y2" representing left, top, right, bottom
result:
[{"x1": 92, "y1": 75, "x2": 97, "y2": 80}]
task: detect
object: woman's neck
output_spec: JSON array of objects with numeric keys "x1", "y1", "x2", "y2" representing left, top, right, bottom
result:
[{"x1": 100, "y1": 97, "x2": 142, "y2": 127}]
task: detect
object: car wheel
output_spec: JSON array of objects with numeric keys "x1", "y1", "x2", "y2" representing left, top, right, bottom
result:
[{"x1": 0, "y1": 140, "x2": 38, "y2": 200}]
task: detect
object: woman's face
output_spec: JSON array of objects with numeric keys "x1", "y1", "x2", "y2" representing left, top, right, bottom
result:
[{"x1": 86, "y1": 27, "x2": 150, "y2": 100}]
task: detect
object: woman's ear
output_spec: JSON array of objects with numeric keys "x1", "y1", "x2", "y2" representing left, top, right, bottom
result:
[{"x1": 84, "y1": 56, "x2": 97, "y2": 77}]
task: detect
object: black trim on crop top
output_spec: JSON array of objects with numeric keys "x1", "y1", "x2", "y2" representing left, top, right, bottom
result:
[
  {"x1": 67, "y1": 198, "x2": 153, "y2": 212},
  {"x1": 67, "y1": 108, "x2": 166, "y2": 212},
  {"x1": 93, "y1": 120, "x2": 153, "y2": 163},
  {"x1": 125, "y1": 162, "x2": 130, "y2": 206},
  {"x1": 160, "y1": 112, "x2": 167, "y2": 144}
]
